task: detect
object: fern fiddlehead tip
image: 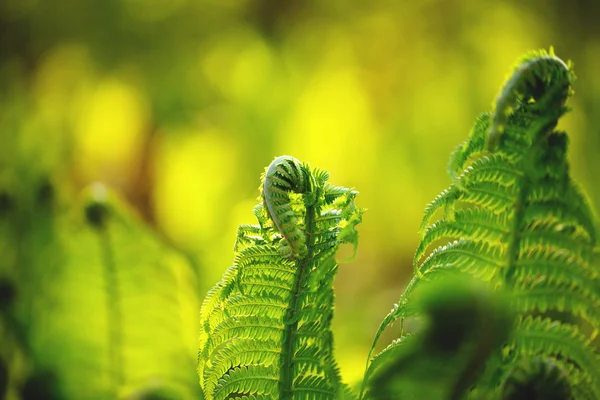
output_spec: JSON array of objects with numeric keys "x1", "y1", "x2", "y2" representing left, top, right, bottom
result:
[
  {"x1": 262, "y1": 155, "x2": 311, "y2": 259},
  {"x1": 487, "y1": 49, "x2": 573, "y2": 152}
]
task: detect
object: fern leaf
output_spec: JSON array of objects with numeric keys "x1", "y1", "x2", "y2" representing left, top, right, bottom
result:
[
  {"x1": 198, "y1": 156, "x2": 363, "y2": 400},
  {"x1": 447, "y1": 113, "x2": 490, "y2": 184},
  {"x1": 415, "y1": 208, "x2": 509, "y2": 266},
  {"x1": 364, "y1": 49, "x2": 599, "y2": 399}
]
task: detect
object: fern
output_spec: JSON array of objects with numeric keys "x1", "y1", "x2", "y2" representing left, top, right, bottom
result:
[
  {"x1": 363, "y1": 49, "x2": 600, "y2": 399},
  {"x1": 197, "y1": 155, "x2": 363, "y2": 400},
  {"x1": 1, "y1": 182, "x2": 202, "y2": 399}
]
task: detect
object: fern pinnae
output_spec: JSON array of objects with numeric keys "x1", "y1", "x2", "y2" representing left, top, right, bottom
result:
[
  {"x1": 414, "y1": 208, "x2": 509, "y2": 267},
  {"x1": 448, "y1": 113, "x2": 491, "y2": 185},
  {"x1": 418, "y1": 239, "x2": 503, "y2": 279},
  {"x1": 512, "y1": 284, "x2": 600, "y2": 335},
  {"x1": 235, "y1": 224, "x2": 267, "y2": 250},
  {"x1": 418, "y1": 186, "x2": 460, "y2": 234},
  {"x1": 566, "y1": 181, "x2": 597, "y2": 242},
  {"x1": 457, "y1": 153, "x2": 522, "y2": 188},
  {"x1": 206, "y1": 339, "x2": 280, "y2": 396},
  {"x1": 518, "y1": 234, "x2": 594, "y2": 274},
  {"x1": 199, "y1": 155, "x2": 362, "y2": 400},
  {"x1": 510, "y1": 316, "x2": 600, "y2": 394},
  {"x1": 461, "y1": 179, "x2": 517, "y2": 208},
  {"x1": 213, "y1": 365, "x2": 280, "y2": 400},
  {"x1": 521, "y1": 219, "x2": 593, "y2": 261},
  {"x1": 510, "y1": 257, "x2": 599, "y2": 304}
]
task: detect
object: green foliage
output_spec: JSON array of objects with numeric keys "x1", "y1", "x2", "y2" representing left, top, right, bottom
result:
[
  {"x1": 197, "y1": 156, "x2": 363, "y2": 399},
  {"x1": 363, "y1": 49, "x2": 600, "y2": 399},
  {"x1": 364, "y1": 275, "x2": 513, "y2": 400},
  {"x1": 0, "y1": 180, "x2": 202, "y2": 399},
  {"x1": 2, "y1": 44, "x2": 598, "y2": 400}
]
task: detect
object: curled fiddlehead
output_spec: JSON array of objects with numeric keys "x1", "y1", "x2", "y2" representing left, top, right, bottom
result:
[
  {"x1": 487, "y1": 48, "x2": 573, "y2": 151},
  {"x1": 448, "y1": 49, "x2": 574, "y2": 185},
  {"x1": 262, "y1": 155, "x2": 312, "y2": 259}
]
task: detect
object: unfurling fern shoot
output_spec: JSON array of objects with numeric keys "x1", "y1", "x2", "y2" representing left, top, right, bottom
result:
[
  {"x1": 364, "y1": 49, "x2": 600, "y2": 400},
  {"x1": 198, "y1": 155, "x2": 363, "y2": 400},
  {"x1": 262, "y1": 155, "x2": 311, "y2": 259},
  {"x1": 487, "y1": 48, "x2": 573, "y2": 151}
]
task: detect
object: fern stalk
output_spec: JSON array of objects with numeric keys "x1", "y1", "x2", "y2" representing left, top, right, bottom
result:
[
  {"x1": 280, "y1": 200, "x2": 316, "y2": 398},
  {"x1": 99, "y1": 230, "x2": 124, "y2": 393},
  {"x1": 87, "y1": 194, "x2": 125, "y2": 394}
]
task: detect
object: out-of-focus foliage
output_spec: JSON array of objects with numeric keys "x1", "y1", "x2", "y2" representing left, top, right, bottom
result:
[
  {"x1": 1, "y1": 0, "x2": 599, "y2": 392},
  {"x1": 365, "y1": 275, "x2": 513, "y2": 400},
  {"x1": 0, "y1": 178, "x2": 202, "y2": 398}
]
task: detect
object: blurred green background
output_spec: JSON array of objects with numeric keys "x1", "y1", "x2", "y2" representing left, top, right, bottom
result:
[{"x1": 1, "y1": 0, "x2": 599, "y2": 397}]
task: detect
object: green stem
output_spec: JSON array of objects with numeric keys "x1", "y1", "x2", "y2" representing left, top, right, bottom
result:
[
  {"x1": 279, "y1": 203, "x2": 316, "y2": 399},
  {"x1": 503, "y1": 176, "x2": 528, "y2": 286},
  {"x1": 97, "y1": 227, "x2": 124, "y2": 395},
  {"x1": 503, "y1": 130, "x2": 550, "y2": 285}
]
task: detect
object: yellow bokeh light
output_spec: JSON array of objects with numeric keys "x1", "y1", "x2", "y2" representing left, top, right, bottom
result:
[
  {"x1": 279, "y1": 34, "x2": 378, "y2": 186},
  {"x1": 153, "y1": 127, "x2": 238, "y2": 250},
  {"x1": 74, "y1": 78, "x2": 148, "y2": 183}
]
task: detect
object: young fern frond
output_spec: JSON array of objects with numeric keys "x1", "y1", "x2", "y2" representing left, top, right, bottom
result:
[
  {"x1": 364, "y1": 49, "x2": 600, "y2": 399},
  {"x1": 198, "y1": 155, "x2": 363, "y2": 400}
]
